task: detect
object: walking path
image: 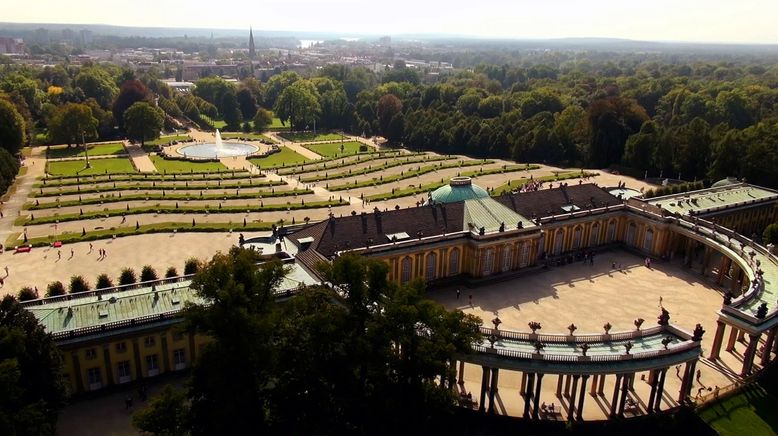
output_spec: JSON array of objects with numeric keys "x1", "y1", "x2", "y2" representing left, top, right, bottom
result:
[
  {"x1": 0, "y1": 147, "x2": 46, "y2": 244},
  {"x1": 125, "y1": 142, "x2": 157, "y2": 173}
]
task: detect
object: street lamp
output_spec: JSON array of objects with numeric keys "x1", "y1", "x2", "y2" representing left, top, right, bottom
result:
[{"x1": 82, "y1": 131, "x2": 91, "y2": 168}]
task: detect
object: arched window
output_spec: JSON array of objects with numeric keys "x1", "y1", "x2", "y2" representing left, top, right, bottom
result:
[
  {"x1": 449, "y1": 248, "x2": 460, "y2": 276},
  {"x1": 483, "y1": 249, "x2": 494, "y2": 276},
  {"x1": 554, "y1": 229, "x2": 565, "y2": 255},
  {"x1": 608, "y1": 221, "x2": 617, "y2": 242},
  {"x1": 425, "y1": 252, "x2": 437, "y2": 281},
  {"x1": 572, "y1": 227, "x2": 582, "y2": 249},
  {"x1": 519, "y1": 243, "x2": 530, "y2": 267},
  {"x1": 643, "y1": 228, "x2": 654, "y2": 252},
  {"x1": 501, "y1": 245, "x2": 512, "y2": 272},
  {"x1": 626, "y1": 223, "x2": 637, "y2": 246},
  {"x1": 401, "y1": 257, "x2": 412, "y2": 284},
  {"x1": 589, "y1": 223, "x2": 600, "y2": 246}
]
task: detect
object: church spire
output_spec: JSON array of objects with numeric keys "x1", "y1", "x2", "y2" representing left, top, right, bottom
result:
[{"x1": 248, "y1": 26, "x2": 256, "y2": 60}]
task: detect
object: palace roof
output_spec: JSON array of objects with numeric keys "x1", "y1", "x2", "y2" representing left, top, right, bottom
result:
[{"x1": 646, "y1": 183, "x2": 778, "y2": 216}]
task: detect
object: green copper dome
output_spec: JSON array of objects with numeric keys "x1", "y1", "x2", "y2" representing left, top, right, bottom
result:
[{"x1": 428, "y1": 177, "x2": 489, "y2": 204}]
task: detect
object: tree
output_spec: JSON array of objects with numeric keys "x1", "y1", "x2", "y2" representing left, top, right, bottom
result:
[
  {"x1": 376, "y1": 94, "x2": 402, "y2": 140},
  {"x1": 0, "y1": 295, "x2": 66, "y2": 435},
  {"x1": 95, "y1": 274, "x2": 113, "y2": 290},
  {"x1": 252, "y1": 108, "x2": 273, "y2": 133},
  {"x1": 69, "y1": 276, "x2": 90, "y2": 294},
  {"x1": 183, "y1": 258, "x2": 200, "y2": 275},
  {"x1": 124, "y1": 102, "x2": 164, "y2": 146},
  {"x1": 220, "y1": 91, "x2": 242, "y2": 131},
  {"x1": 623, "y1": 121, "x2": 662, "y2": 173},
  {"x1": 74, "y1": 67, "x2": 118, "y2": 109},
  {"x1": 263, "y1": 71, "x2": 301, "y2": 108},
  {"x1": 140, "y1": 265, "x2": 158, "y2": 282},
  {"x1": 193, "y1": 77, "x2": 233, "y2": 115},
  {"x1": 184, "y1": 248, "x2": 285, "y2": 434},
  {"x1": 119, "y1": 268, "x2": 137, "y2": 286},
  {"x1": 45, "y1": 281, "x2": 66, "y2": 297},
  {"x1": 587, "y1": 96, "x2": 649, "y2": 168},
  {"x1": 236, "y1": 88, "x2": 257, "y2": 120},
  {"x1": 273, "y1": 80, "x2": 321, "y2": 131},
  {"x1": 166, "y1": 267, "x2": 179, "y2": 278},
  {"x1": 132, "y1": 385, "x2": 190, "y2": 436},
  {"x1": 0, "y1": 98, "x2": 25, "y2": 153},
  {"x1": 764, "y1": 223, "x2": 778, "y2": 245},
  {"x1": 17, "y1": 287, "x2": 36, "y2": 301},
  {"x1": 47, "y1": 103, "x2": 98, "y2": 146},
  {"x1": 112, "y1": 79, "x2": 150, "y2": 130}
]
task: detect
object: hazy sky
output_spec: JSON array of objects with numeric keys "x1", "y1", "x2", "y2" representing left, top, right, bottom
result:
[{"x1": 3, "y1": 0, "x2": 777, "y2": 43}]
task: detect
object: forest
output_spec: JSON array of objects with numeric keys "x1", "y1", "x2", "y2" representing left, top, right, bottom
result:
[{"x1": 1, "y1": 52, "x2": 778, "y2": 188}]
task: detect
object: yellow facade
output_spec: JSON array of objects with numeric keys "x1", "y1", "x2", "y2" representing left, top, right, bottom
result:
[{"x1": 59, "y1": 323, "x2": 210, "y2": 395}]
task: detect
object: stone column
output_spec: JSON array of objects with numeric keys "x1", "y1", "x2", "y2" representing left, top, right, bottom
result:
[
  {"x1": 556, "y1": 374, "x2": 564, "y2": 397},
  {"x1": 654, "y1": 368, "x2": 668, "y2": 412},
  {"x1": 609, "y1": 374, "x2": 622, "y2": 418},
  {"x1": 521, "y1": 372, "x2": 527, "y2": 396},
  {"x1": 458, "y1": 360, "x2": 465, "y2": 385},
  {"x1": 741, "y1": 333, "x2": 761, "y2": 376},
  {"x1": 761, "y1": 328, "x2": 778, "y2": 366},
  {"x1": 564, "y1": 374, "x2": 572, "y2": 397},
  {"x1": 647, "y1": 369, "x2": 659, "y2": 414},
  {"x1": 730, "y1": 265, "x2": 741, "y2": 293},
  {"x1": 679, "y1": 360, "x2": 697, "y2": 401},
  {"x1": 161, "y1": 334, "x2": 170, "y2": 373},
  {"x1": 709, "y1": 321, "x2": 727, "y2": 360},
  {"x1": 488, "y1": 367, "x2": 499, "y2": 414},
  {"x1": 532, "y1": 373, "x2": 544, "y2": 420},
  {"x1": 590, "y1": 374, "x2": 599, "y2": 396},
  {"x1": 523, "y1": 373, "x2": 534, "y2": 419},
  {"x1": 617, "y1": 374, "x2": 630, "y2": 417},
  {"x1": 598, "y1": 373, "x2": 606, "y2": 395},
  {"x1": 716, "y1": 257, "x2": 731, "y2": 285},
  {"x1": 576, "y1": 375, "x2": 589, "y2": 421},
  {"x1": 567, "y1": 375, "x2": 580, "y2": 422},
  {"x1": 479, "y1": 366, "x2": 490, "y2": 413},
  {"x1": 726, "y1": 327, "x2": 739, "y2": 352}
]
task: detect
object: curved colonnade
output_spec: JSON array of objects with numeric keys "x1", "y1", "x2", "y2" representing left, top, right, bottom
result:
[{"x1": 454, "y1": 201, "x2": 778, "y2": 421}]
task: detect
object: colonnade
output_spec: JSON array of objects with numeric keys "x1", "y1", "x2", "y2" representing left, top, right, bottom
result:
[
  {"x1": 454, "y1": 359, "x2": 700, "y2": 421},
  {"x1": 709, "y1": 320, "x2": 778, "y2": 376}
]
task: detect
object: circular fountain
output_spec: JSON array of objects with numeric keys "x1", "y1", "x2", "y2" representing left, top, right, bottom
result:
[{"x1": 178, "y1": 130, "x2": 258, "y2": 159}]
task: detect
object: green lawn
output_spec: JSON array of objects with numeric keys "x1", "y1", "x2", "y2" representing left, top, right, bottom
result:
[
  {"x1": 221, "y1": 132, "x2": 277, "y2": 143},
  {"x1": 145, "y1": 135, "x2": 192, "y2": 146},
  {"x1": 150, "y1": 155, "x2": 227, "y2": 173},
  {"x1": 249, "y1": 147, "x2": 311, "y2": 169},
  {"x1": 280, "y1": 132, "x2": 347, "y2": 142},
  {"x1": 212, "y1": 120, "x2": 227, "y2": 129},
  {"x1": 698, "y1": 385, "x2": 778, "y2": 436},
  {"x1": 47, "y1": 158, "x2": 136, "y2": 176},
  {"x1": 304, "y1": 141, "x2": 368, "y2": 157},
  {"x1": 269, "y1": 117, "x2": 289, "y2": 130},
  {"x1": 47, "y1": 142, "x2": 126, "y2": 159}
]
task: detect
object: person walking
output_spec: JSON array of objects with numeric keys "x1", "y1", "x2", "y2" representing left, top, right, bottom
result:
[
  {"x1": 468, "y1": 294, "x2": 473, "y2": 307},
  {"x1": 456, "y1": 289, "x2": 461, "y2": 300}
]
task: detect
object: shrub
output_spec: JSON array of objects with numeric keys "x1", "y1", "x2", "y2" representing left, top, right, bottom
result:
[
  {"x1": 184, "y1": 258, "x2": 200, "y2": 275},
  {"x1": 764, "y1": 223, "x2": 778, "y2": 245},
  {"x1": 96, "y1": 273, "x2": 114, "y2": 289},
  {"x1": 46, "y1": 281, "x2": 66, "y2": 297},
  {"x1": 69, "y1": 275, "x2": 91, "y2": 294},
  {"x1": 119, "y1": 268, "x2": 137, "y2": 286},
  {"x1": 140, "y1": 265, "x2": 158, "y2": 282},
  {"x1": 18, "y1": 287, "x2": 37, "y2": 301},
  {"x1": 165, "y1": 266, "x2": 178, "y2": 278}
]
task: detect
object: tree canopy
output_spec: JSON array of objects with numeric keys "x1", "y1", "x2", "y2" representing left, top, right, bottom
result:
[
  {"x1": 124, "y1": 102, "x2": 164, "y2": 145},
  {"x1": 0, "y1": 295, "x2": 66, "y2": 435},
  {"x1": 180, "y1": 248, "x2": 481, "y2": 434}
]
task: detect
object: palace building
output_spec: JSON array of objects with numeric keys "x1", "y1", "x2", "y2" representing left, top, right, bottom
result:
[{"x1": 20, "y1": 177, "x2": 778, "y2": 420}]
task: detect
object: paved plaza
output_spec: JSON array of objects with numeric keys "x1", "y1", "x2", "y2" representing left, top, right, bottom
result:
[{"x1": 430, "y1": 249, "x2": 748, "y2": 420}]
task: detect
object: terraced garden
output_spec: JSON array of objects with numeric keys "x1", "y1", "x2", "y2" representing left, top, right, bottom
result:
[{"x1": 14, "y1": 129, "x2": 601, "y2": 249}]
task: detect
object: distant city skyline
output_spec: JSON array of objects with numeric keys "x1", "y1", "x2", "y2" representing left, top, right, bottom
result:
[{"x1": 3, "y1": 0, "x2": 778, "y2": 44}]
